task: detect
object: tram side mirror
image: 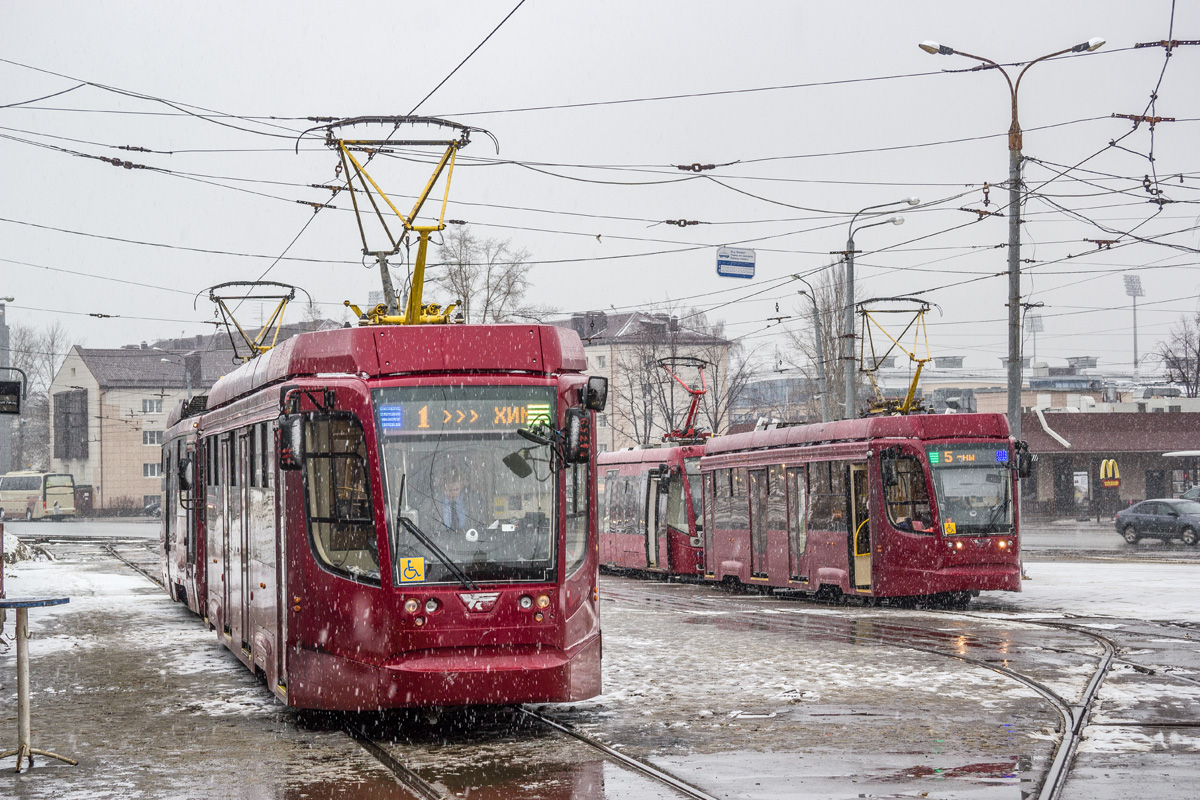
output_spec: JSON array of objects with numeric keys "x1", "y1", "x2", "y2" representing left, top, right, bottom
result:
[
  {"x1": 177, "y1": 455, "x2": 193, "y2": 493},
  {"x1": 503, "y1": 450, "x2": 533, "y2": 479},
  {"x1": 582, "y1": 375, "x2": 608, "y2": 412},
  {"x1": 564, "y1": 407, "x2": 592, "y2": 464},
  {"x1": 880, "y1": 448, "x2": 899, "y2": 487},
  {"x1": 278, "y1": 414, "x2": 304, "y2": 471},
  {"x1": 1016, "y1": 443, "x2": 1033, "y2": 478}
]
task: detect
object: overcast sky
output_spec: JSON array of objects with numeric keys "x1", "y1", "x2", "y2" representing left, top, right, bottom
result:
[{"x1": 2, "y1": 1, "x2": 1197, "y2": 384}]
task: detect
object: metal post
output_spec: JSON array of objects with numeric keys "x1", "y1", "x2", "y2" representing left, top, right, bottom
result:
[
  {"x1": 1132, "y1": 293, "x2": 1139, "y2": 375},
  {"x1": 844, "y1": 235, "x2": 857, "y2": 420},
  {"x1": 16, "y1": 608, "x2": 30, "y2": 768},
  {"x1": 1007, "y1": 147, "x2": 1023, "y2": 442},
  {"x1": 798, "y1": 281, "x2": 830, "y2": 423},
  {"x1": 374, "y1": 252, "x2": 399, "y2": 316}
]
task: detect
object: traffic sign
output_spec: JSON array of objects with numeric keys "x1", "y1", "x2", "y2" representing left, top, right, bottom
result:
[{"x1": 716, "y1": 247, "x2": 755, "y2": 279}]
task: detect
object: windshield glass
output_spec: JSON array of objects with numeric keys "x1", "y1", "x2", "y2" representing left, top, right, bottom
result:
[
  {"x1": 1175, "y1": 500, "x2": 1200, "y2": 515},
  {"x1": 927, "y1": 444, "x2": 1014, "y2": 535},
  {"x1": 373, "y1": 385, "x2": 557, "y2": 585}
]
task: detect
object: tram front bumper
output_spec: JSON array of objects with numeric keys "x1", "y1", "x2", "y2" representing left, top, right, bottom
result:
[{"x1": 379, "y1": 635, "x2": 602, "y2": 708}]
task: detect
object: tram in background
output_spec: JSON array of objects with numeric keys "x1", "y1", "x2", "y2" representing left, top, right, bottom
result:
[
  {"x1": 598, "y1": 443, "x2": 705, "y2": 575},
  {"x1": 599, "y1": 413, "x2": 1025, "y2": 606},
  {"x1": 162, "y1": 324, "x2": 608, "y2": 709}
]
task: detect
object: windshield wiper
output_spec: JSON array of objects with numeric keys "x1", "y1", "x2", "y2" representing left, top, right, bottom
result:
[{"x1": 397, "y1": 516, "x2": 477, "y2": 591}]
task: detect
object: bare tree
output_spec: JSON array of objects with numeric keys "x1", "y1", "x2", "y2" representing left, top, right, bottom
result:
[
  {"x1": 9, "y1": 321, "x2": 73, "y2": 470},
  {"x1": 783, "y1": 262, "x2": 869, "y2": 419},
  {"x1": 1158, "y1": 314, "x2": 1200, "y2": 396},
  {"x1": 433, "y1": 225, "x2": 554, "y2": 323},
  {"x1": 605, "y1": 306, "x2": 750, "y2": 446}
]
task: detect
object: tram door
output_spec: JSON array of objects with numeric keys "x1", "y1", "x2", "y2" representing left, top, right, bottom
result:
[
  {"x1": 645, "y1": 473, "x2": 660, "y2": 569},
  {"x1": 238, "y1": 433, "x2": 251, "y2": 653},
  {"x1": 226, "y1": 434, "x2": 244, "y2": 650},
  {"x1": 218, "y1": 437, "x2": 232, "y2": 634},
  {"x1": 748, "y1": 469, "x2": 768, "y2": 578},
  {"x1": 849, "y1": 463, "x2": 872, "y2": 592}
]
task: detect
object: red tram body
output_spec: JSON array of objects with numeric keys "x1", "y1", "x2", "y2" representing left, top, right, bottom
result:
[
  {"x1": 161, "y1": 324, "x2": 604, "y2": 710},
  {"x1": 598, "y1": 444, "x2": 705, "y2": 575},
  {"x1": 599, "y1": 413, "x2": 1021, "y2": 604}
]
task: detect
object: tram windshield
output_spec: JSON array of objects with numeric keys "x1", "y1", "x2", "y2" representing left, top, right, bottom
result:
[
  {"x1": 373, "y1": 385, "x2": 557, "y2": 585},
  {"x1": 926, "y1": 444, "x2": 1014, "y2": 535}
]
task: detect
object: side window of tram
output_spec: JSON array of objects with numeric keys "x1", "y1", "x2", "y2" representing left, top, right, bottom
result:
[
  {"x1": 787, "y1": 467, "x2": 807, "y2": 557},
  {"x1": 303, "y1": 414, "x2": 380, "y2": 582},
  {"x1": 713, "y1": 469, "x2": 733, "y2": 529},
  {"x1": 884, "y1": 455, "x2": 934, "y2": 533},
  {"x1": 564, "y1": 461, "x2": 590, "y2": 576},
  {"x1": 808, "y1": 461, "x2": 846, "y2": 531},
  {"x1": 729, "y1": 468, "x2": 749, "y2": 529}
]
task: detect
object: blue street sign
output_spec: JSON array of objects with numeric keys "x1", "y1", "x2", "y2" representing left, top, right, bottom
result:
[{"x1": 716, "y1": 247, "x2": 755, "y2": 279}]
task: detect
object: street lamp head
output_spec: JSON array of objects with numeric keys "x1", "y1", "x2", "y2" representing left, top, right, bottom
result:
[
  {"x1": 919, "y1": 40, "x2": 955, "y2": 56},
  {"x1": 1073, "y1": 37, "x2": 1106, "y2": 53},
  {"x1": 888, "y1": 215, "x2": 905, "y2": 226},
  {"x1": 905, "y1": 196, "x2": 920, "y2": 206},
  {"x1": 0, "y1": 297, "x2": 14, "y2": 303}
]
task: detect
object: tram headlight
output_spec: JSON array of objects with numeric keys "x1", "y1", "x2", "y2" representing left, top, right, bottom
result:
[
  {"x1": 536, "y1": 594, "x2": 551, "y2": 609},
  {"x1": 534, "y1": 612, "x2": 544, "y2": 622},
  {"x1": 519, "y1": 595, "x2": 534, "y2": 610},
  {"x1": 955, "y1": 541, "x2": 964, "y2": 550},
  {"x1": 404, "y1": 599, "x2": 420, "y2": 614},
  {"x1": 998, "y1": 540, "x2": 1007, "y2": 549},
  {"x1": 424, "y1": 598, "x2": 439, "y2": 614},
  {"x1": 414, "y1": 616, "x2": 426, "y2": 627}
]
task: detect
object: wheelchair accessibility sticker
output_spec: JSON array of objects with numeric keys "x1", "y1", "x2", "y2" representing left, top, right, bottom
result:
[
  {"x1": 944, "y1": 520, "x2": 957, "y2": 535},
  {"x1": 400, "y1": 557, "x2": 426, "y2": 583}
]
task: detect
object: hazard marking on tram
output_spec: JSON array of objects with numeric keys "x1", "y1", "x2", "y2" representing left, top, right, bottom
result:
[{"x1": 399, "y1": 557, "x2": 425, "y2": 583}]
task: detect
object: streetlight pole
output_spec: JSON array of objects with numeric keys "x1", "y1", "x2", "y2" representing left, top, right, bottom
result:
[
  {"x1": 155, "y1": 349, "x2": 195, "y2": 402},
  {"x1": 796, "y1": 276, "x2": 831, "y2": 423},
  {"x1": 842, "y1": 202, "x2": 916, "y2": 418},
  {"x1": 919, "y1": 37, "x2": 1104, "y2": 440}
]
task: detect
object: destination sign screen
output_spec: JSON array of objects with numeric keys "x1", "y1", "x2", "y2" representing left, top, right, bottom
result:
[
  {"x1": 372, "y1": 386, "x2": 555, "y2": 435},
  {"x1": 927, "y1": 444, "x2": 1010, "y2": 468}
]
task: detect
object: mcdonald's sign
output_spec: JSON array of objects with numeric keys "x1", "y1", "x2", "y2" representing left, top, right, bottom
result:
[{"x1": 1100, "y1": 459, "x2": 1120, "y2": 488}]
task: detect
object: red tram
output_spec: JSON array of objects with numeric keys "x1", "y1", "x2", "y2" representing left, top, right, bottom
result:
[
  {"x1": 599, "y1": 413, "x2": 1024, "y2": 605},
  {"x1": 598, "y1": 444, "x2": 705, "y2": 575},
  {"x1": 161, "y1": 324, "x2": 607, "y2": 710}
]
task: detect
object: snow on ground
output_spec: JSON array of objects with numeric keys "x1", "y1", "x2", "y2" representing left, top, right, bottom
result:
[{"x1": 985, "y1": 560, "x2": 1200, "y2": 623}]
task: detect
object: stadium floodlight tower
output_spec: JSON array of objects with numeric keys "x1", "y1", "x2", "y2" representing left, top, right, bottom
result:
[{"x1": 1124, "y1": 274, "x2": 1145, "y2": 377}]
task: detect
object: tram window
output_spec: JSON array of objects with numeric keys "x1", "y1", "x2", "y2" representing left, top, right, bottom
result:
[
  {"x1": 248, "y1": 426, "x2": 258, "y2": 488},
  {"x1": 730, "y1": 468, "x2": 749, "y2": 529},
  {"x1": 261, "y1": 423, "x2": 272, "y2": 489},
  {"x1": 684, "y1": 457, "x2": 703, "y2": 532},
  {"x1": 713, "y1": 468, "x2": 733, "y2": 529},
  {"x1": 787, "y1": 467, "x2": 807, "y2": 556},
  {"x1": 767, "y1": 465, "x2": 787, "y2": 530},
  {"x1": 883, "y1": 455, "x2": 933, "y2": 533},
  {"x1": 808, "y1": 461, "x2": 846, "y2": 531},
  {"x1": 603, "y1": 470, "x2": 618, "y2": 534},
  {"x1": 665, "y1": 472, "x2": 688, "y2": 533},
  {"x1": 564, "y1": 461, "x2": 590, "y2": 577},
  {"x1": 227, "y1": 434, "x2": 237, "y2": 487},
  {"x1": 303, "y1": 414, "x2": 380, "y2": 583}
]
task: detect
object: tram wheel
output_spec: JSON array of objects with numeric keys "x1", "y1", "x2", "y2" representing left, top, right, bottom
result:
[
  {"x1": 1182, "y1": 527, "x2": 1198, "y2": 547},
  {"x1": 1122, "y1": 525, "x2": 1140, "y2": 544}
]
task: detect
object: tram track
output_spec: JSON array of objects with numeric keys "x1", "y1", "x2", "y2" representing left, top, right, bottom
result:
[{"x1": 602, "y1": 580, "x2": 1120, "y2": 800}]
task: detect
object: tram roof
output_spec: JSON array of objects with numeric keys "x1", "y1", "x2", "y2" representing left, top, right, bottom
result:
[
  {"x1": 705, "y1": 413, "x2": 1011, "y2": 456},
  {"x1": 205, "y1": 324, "x2": 586, "y2": 410}
]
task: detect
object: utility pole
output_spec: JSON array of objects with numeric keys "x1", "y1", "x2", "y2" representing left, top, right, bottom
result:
[{"x1": 920, "y1": 36, "x2": 1105, "y2": 441}]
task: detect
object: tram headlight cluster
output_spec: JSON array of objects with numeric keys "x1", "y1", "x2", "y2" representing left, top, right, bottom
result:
[{"x1": 518, "y1": 594, "x2": 551, "y2": 613}]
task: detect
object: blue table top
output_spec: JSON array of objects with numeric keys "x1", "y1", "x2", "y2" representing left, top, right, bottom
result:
[{"x1": 0, "y1": 597, "x2": 69, "y2": 609}]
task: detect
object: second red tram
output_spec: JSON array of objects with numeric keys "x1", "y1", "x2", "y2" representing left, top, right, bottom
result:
[
  {"x1": 599, "y1": 413, "x2": 1024, "y2": 605},
  {"x1": 161, "y1": 323, "x2": 607, "y2": 710},
  {"x1": 598, "y1": 444, "x2": 705, "y2": 575}
]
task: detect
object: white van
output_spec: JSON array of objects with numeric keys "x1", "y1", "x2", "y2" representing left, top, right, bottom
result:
[{"x1": 0, "y1": 471, "x2": 76, "y2": 520}]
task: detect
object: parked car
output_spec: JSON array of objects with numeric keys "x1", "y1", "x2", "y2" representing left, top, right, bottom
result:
[
  {"x1": 1181, "y1": 486, "x2": 1200, "y2": 501},
  {"x1": 1115, "y1": 498, "x2": 1200, "y2": 546}
]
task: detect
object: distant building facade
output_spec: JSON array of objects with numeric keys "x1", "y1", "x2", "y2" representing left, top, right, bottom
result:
[
  {"x1": 49, "y1": 345, "x2": 236, "y2": 512},
  {"x1": 552, "y1": 311, "x2": 732, "y2": 452}
]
